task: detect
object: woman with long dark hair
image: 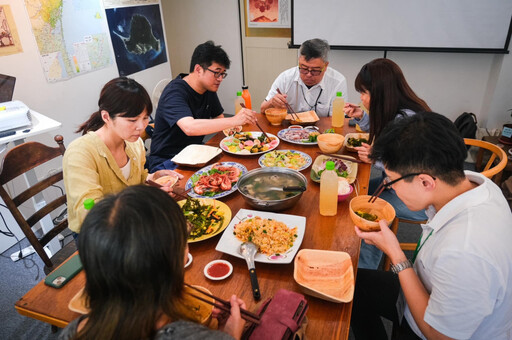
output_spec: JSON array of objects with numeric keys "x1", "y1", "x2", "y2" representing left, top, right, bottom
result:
[
  {"x1": 59, "y1": 185, "x2": 246, "y2": 340},
  {"x1": 63, "y1": 77, "x2": 182, "y2": 233},
  {"x1": 345, "y1": 59, "x2": 431, "y2": 269}
]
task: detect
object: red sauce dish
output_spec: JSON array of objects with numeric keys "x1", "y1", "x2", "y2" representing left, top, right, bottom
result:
[{"x1": 204, "y1": 260, "x2": 233, "y2": 280}]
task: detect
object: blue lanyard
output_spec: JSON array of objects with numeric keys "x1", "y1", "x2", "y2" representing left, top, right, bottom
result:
[{"x1": 412, "y1": 229, "x2": 433, "y2": 264}]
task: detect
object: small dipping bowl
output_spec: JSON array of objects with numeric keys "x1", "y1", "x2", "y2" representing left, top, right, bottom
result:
[
  {"x1": 204, "y1": 260, "x2": 233, "y2": 280},
  {"x1": 265, "y1": 108, "x2": 288, "y2": 126},
  {"x1": 338, "y1": 178, "x2": 354, "y2": 202}
]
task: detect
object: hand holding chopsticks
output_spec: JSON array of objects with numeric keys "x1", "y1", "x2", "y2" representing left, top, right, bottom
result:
[
  {"x1": 240, "y1": 103, "x2": 271, "y2": 142},
  {"x1": 276, "y1": 88, "x2": 301, "y2": 122},
  {"x1": 185, "y1": 283, "x2": 260, "y2": 324}
]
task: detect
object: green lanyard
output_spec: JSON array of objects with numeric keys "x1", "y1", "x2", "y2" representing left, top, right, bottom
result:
[{"x1": 411, "y1": 229, "x2": 433, "y2": 264}]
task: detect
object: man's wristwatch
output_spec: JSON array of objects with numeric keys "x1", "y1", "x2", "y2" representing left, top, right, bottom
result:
[{"x1": 390, "y1": 259, "x2": 413, "y2": 274}]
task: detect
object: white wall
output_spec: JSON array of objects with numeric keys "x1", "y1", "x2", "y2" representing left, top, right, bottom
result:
[{"x1": 161, "y1": 0, "x2": 243, "y2": 115}]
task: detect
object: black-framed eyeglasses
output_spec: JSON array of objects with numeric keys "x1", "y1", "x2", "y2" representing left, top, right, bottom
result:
[
  {"x1": 205, "y1": 68, "x2": 228, "y2": 79},
  {"x1": 369, "y1": 173, "x2": 436, "y2": 203},
  {"x1": 298, "y1": 64, "x2": 324, "y2": 76}
]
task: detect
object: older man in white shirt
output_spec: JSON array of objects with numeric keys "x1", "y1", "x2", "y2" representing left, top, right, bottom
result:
[{"x1": 260, "y1": 38, "x2": 347, "y2": 117}]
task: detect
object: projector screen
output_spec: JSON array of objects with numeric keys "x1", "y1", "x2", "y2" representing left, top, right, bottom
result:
[{"x1": 292, "y1": 0, "x2": 512, "y2": 53}]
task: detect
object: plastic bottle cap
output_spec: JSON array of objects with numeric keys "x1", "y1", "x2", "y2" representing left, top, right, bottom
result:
[
  {"x1": 84, "y1": 198, "x2": 95, "y2": 210},
  {"x1": 325, "y1": 161, "x2": 335, "y2": 170},
  {"x1": 336, "y1": 92, "x2": 342, "y2": 97},
  {"x1": 242, "y1": 85, "x2": 248, "y2": 90},
  {"x1": 237, "y1": 91, "x2": 242, "y2": 96}
]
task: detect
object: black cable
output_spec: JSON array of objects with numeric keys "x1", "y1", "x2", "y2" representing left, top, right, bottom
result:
[{"x1": 51, "y1": 184, "x2": 65, "y2": 196}]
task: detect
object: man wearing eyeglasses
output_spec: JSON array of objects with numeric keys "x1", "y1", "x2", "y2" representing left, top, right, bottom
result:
[
  {"x1": 350, "y1": 112, "x2": 512, "y2": 340},
  {"x1": 260, "y1": 38, "x2": 347, "y2": 117},
  {"x1": 147, "y1": 41, "x2": 257, "y2": 171}
]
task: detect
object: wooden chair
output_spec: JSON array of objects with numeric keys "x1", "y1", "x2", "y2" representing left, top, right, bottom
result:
[
  {"x1": 0, "y1": 135, "x2": 76, "y2": 274},
  {"x1": 383, "y1": 138, "x2": 508, "y2": 271},
  {"x1": 465, "y1": 138, "x2": 508, "y2": 184}
]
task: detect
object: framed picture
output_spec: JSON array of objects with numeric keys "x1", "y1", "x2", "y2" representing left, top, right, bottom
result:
[{"x1": 247, "y1": 0, "x2": 291, "y2": 28}]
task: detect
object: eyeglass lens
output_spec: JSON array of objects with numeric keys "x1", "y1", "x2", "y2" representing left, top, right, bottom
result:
[{"x1": 298, "y1": 65, "x2": 322, "y2": 76}]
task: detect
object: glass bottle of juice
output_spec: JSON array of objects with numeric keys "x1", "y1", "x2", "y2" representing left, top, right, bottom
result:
[
  {"x1": 319, "y1": 161, "x2": 338, "y2": 216},
  {"x1": 241, "y1": 85, "x2": 252, "y2": 110},
  {"x1": 234, "y1": 91, "x2": 244, "y2": 114},
  {"x1": 332, "y1": 92, "x2": 345, "y2": 127}
]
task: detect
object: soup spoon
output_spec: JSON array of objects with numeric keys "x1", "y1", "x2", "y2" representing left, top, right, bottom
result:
[
  {"x1": 266, "y1": 186, "x2": 306, "y2": 192},
  {"x1": 239, "y1": 242, "x2": 261, "y2": 301}
]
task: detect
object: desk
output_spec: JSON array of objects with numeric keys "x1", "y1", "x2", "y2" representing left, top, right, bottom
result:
[
  {"x1": 0, "y1": 110, "x2": 62, "y2": 254},
  {"x1": 16, "y1": 117, "x2": 370, "y2": 339}
]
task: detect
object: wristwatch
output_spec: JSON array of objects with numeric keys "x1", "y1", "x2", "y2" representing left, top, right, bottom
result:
[{"x1": 390, "y1": 259, "x2": 413, "y2": 274}]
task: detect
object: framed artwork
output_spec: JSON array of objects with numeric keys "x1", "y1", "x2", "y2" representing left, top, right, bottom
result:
[
  {"x1": 246, "y1": 0, "x2": 290, "y2": 28},
  {"x1": 0, "y1": 5, "x2": 23, "y2": 56}
]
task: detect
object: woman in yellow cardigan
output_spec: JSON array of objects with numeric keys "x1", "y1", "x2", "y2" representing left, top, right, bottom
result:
[{"x1": 63, "y1": 77, "x2": 182, "y2": 233}]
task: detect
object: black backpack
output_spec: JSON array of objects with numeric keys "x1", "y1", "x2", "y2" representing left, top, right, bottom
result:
[{"x1": 454, "y1": 112, "x2": 478, "y2": 140}]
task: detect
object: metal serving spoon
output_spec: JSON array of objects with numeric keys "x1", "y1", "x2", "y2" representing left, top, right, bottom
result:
[
  {"x1": 239, "y1": 242, "x2": 261, "y2": 300},
  {"x1": 266, "y1": 186, "x2": 306, "y2": 192}
]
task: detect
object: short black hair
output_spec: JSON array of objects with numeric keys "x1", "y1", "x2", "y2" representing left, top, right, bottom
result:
[
  {"x1": 370, "y1": 112, "x2": 467, "y2": 185},
  {"x1": 189, "y1": 40, "x2": 231, "y2": 72},
  {"x1": 299, "y1": 38, "x2": 330, "y2": 62}
]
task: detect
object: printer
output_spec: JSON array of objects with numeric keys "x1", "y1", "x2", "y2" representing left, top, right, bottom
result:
[{"x1": 0, "y1": 100, "x2": 32, "y2": 133}]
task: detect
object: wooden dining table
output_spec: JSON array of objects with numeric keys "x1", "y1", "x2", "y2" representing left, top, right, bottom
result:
[{"x1": 15, "y1": 116, "x2": 370, "y2": 339}]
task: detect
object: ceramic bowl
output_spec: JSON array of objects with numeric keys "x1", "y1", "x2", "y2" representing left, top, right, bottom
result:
[
  {"x1": 349, "y1": 195, "x2": 396, "y2": 232},
  {"x1": 293, "y1": 249, "x2": 354, "y2": 303},
  {"x1": 317, "y1": 133, "x2": 345, "y2": 154},
  {"x1": 265, "y1": 108, "x2": 288, "y2": 125},
  {"x1": 338, "y1": 181, "x2": 354, "y2": 202}
]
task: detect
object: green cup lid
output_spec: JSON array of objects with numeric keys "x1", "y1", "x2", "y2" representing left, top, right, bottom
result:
[
  {"x1": 84, "y1": 198, "x2": 95, "y2": 210},
  {"x1": 336, "y1": 91, "x2": 342, "y2": 97},
  {"x1": 237, "y1": 91, "x2": 242, "y2": 96}
]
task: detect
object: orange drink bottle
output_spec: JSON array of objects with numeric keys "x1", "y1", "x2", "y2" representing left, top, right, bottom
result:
[{"x1": 241, "y1": 85, "x2": 252, "y2": 110}]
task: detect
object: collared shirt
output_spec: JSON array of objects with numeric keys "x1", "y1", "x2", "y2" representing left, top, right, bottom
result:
[
  {"x1": 63, "y1": 131, "x2": 148, "y2": 232},
  {"x1": 264, "y1": 66, "x2": 347, "y2": 117},
  {"x1": 403, "y1": 171, "x2": 512, "y2": 339}
]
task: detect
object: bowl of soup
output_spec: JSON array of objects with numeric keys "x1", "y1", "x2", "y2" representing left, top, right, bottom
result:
[
  {"x1": 349, "y1": 195, "x2": 396, "y2": 232},
  {"x1": 237, "y1": 167, "x2": 307, "y2": 211}
]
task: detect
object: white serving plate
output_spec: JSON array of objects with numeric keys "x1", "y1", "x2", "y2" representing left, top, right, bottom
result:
[{"x1": 215, "y1": 209, "x2": 306, "y2": 264}]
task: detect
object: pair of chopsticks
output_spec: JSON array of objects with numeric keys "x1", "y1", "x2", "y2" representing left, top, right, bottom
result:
[
  {"x1": 276, "y1": 88, "x2": 301, "y2": 122},
  {"x1": 368, "y1": 181, "x2": 385, "y2": 203},
  {"x1": 184, "y1": 283, "x2": 260, "y2": 324},
  {"x1": 240, "y1": 103, "x2": 271, "y2": 142},
  {"x1": 316, "y1": 152, "x2": 363, "y2": 163}
]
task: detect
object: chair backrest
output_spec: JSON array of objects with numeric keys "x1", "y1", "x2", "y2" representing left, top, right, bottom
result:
[
  {"x1": 464, "y1": 138, "x2": 508, "y2": 183},
  {"x1": 0, "y1": 135, "x2": 67, "y2": 268}
]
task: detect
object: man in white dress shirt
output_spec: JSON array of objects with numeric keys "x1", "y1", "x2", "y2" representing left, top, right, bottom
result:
[{"x1": 260, "y1": 38, "x2": 347, "y2": 117}]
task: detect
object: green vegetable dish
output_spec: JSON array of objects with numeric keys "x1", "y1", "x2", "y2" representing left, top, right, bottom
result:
[
  {"x1": 181, "y1": 198, "x2": 225, "y2": 239},
  {"x1": 355, "y1": 210, "x2": 378, "y2": 222},
  {"x1": 347, "y1": 137, "x2": 369, "y2": 147}
]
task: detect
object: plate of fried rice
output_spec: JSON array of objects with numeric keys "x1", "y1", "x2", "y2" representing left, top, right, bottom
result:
[{"x1": 215, "y1": 209, "x2": 306, "y2": 264}]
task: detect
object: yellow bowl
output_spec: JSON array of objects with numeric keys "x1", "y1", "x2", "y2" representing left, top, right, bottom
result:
[
  {"x1": 265, "y1": 108, "x2": 288, "y2": 126},
  {"x1": 317, "y1": 133, "x2": 345, "y2": 154},
  {"x1": 349, "y1": 195, "x2": 396, "y2": 232}
]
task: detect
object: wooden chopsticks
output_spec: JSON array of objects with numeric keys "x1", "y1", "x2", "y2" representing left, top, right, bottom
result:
[
  {"x1": 276, "y1": 88, "x2": 301, "y2": 122},
  {"x1": 184, "y1": 283, "x2": 260, "y2": 324},
  {"x1": 368, "y1": 181, "x2": 385, "y2": 203},
  {"x1": 240, "y1": 103, "x2": 271, "y2": 142},
  {"x1": 316, "y1": 152, "x2": 364, "y2": 163}
]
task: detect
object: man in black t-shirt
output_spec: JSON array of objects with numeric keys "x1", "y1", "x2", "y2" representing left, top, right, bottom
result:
[{"x1": 147, "y1": 41, "x2": 257, "y2": 171}]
